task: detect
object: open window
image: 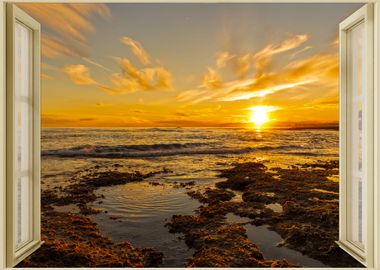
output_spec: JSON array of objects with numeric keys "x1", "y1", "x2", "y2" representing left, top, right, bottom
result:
[
  {"x1": 2, "y1": 1, "x2": 378, "y2": 269},
  {"x1": 6, "y1": 4, "x2": 42, "y2": 267},
  {"x1": 337, "y1": 3, "x2": 374, "y2": 267}
]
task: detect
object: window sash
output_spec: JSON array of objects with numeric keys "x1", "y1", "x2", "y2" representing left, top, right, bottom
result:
[
  {"x1": 5, "y1": 3, "x2": 42, "y2": 268},
  {"x1": 338, "y1": 3, "x2": 374, "y2": 267}
]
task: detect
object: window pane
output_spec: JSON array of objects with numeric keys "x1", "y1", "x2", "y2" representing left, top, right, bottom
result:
[
  {"x1": 14, "y1": 21, "x2": 32, "y2": 250},
  {"x1": 347, "y1": 21, "x2": 366, "y2": 250}
]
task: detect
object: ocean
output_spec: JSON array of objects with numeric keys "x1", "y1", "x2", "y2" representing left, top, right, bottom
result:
[{"x1": 41, "y1": 127, "x2": 338, "y2": 267}]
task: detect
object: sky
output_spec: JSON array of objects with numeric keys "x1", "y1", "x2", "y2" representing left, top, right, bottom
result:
[{"x1": 18, "y1": 3, "x2": 363, "y2": 128}]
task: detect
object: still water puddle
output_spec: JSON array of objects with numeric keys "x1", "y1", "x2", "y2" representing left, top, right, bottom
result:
[
  {"x1": 226, "y1": 213, "x2": 327, "y2": 267},
  {"x1": 89, "y1": 181, "x2": 200, "y2": 267}
]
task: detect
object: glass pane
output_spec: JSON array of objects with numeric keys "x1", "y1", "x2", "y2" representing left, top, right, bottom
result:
[
  {"x1": 14, "y1": 21, "x2": 32, "y2": 250},
  {"x1": 347, "y1": 21, "x2": 366, "y2": 250}
]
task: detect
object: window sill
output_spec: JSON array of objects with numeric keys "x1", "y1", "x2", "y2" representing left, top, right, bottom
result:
[{"x1": 12, "y1": 240, "x2": 43, "y2": 267}]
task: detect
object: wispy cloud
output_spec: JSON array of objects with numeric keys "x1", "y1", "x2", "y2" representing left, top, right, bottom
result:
[
  {"x1": 331, "y1": 37, "x2": 339, "y2": 48},
  {"x1": 18, "y1": 3, "x2": 111, "y2": 59},
  {"x1": 111, "y1": 58, "x2": 173, "y2": 92},
  {"x1": 202, "y1": 68, "x2": 222, "y2": 89},
  {"x1": 235, "y1": 53, "x2": 252, "y2": 79},
  {"x1": 177, "y1": 34, "x2": 337, "y2": 104},
  {"x1": 82, "y1": 57, "x2": 114, "y2": 72},
  {"x1": 41, "y1": 34, "x2": 81, "y2": 59},
  {"x1": 216, "y1": 51, "x2": 235, "y2": 68},
  {"x1": 121, "y1": 36, "x2": 151, "y2": 65},
  {"x1": 41, "y1": 73, "x2": 54, "y2": 80},
  {"x1": 107, "y1": 37, "x2": 173, "y2": 93},
  {"x1": 290, "y1": 46, "x2": 312, "y2": 59},
  {"x1": 41, "y1": 62, "x2": 59, "y2": 71},
  {"x1": 253, "y1": 34, "x2": 308, "y2": 75},
  {"x1": 63, "y1": 64, "x2": 127, "y2": 94},
  {"x1": 64, "y1": 64, "x2": 97, "y2": 85},
  {"x1": 64, "y1": 37, "x2": 173, "y2": 95}
]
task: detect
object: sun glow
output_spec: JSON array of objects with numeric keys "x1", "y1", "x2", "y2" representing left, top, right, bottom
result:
[{"x1": 248, "y1": 106, "x2": 277, "y2": 127}]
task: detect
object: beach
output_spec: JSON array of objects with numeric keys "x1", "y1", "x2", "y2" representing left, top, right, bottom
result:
[{"x1": 18, "y1": 127, "x2": 362, "y2": 267}]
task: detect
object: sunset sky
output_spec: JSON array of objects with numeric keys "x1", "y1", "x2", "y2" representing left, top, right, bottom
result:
[{"x1": 19, "y1": 3, "x2": 363, "y2": 128}]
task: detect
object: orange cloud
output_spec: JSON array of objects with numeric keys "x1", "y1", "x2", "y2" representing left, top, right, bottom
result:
[
  {"x1": 64, "y1": 64, "x2": 97, "y2": 85},
  {"x1": 42, "y1": 34, "x2": 81, "y2": 59},
  {"x1": 82, "y1": 57, "x2": 113, "y2": 72},
  {"x1": 236, "y1": 53, "x2": 252, "y2": 79},
  {"x1": 111, "y1": 57, "x2": 173, "y2": 92},
  {"x1": 178, "y1": 34, "x2": 337, "y2": 104},
  {"x1": 18, "y1": 3, "x2": 110, "y2": 58},
  {"x1": 216, "y1": 51, "x2": 235, "y2": 68},
  {"x1": 290, "y1": 46, "x2": 312, "y2": 59},
  {"x1": 109, "y1": 73, "x2": 139, "y2": 93},
  {"x1": 202, "y1": 68, "x2": 222, "y2": 89},
  {"x1": 194, "y1": 34, "x2": 309, "y2": 97},
  {"x1": 63, "y1": 64, "x2": 127, "y2": 94},
  {"x1": 253, "y1": 34, "x2": 308, "y2": 75},
  {"x1": 121, "y1": 36, "x2": 151, "y2": 65},
  {"x1": 105, "y1": 37, "x2": 173, "y2": 93},
  {"x1": 220, "y1": 53, "x2": 337, "y2": 101},
  {"x1": 41, "y1": 73, "x2": 54, "y2": 80},
  {"x1": 64, "y1": 59, "x2": 173, "y2": 94},
  {"x1": 63, "y1": 33, "x2": 173, "y2": 95}
]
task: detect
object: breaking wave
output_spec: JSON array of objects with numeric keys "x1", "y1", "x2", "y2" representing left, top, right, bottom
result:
[
  {"x1": 41, "y1": 142, "x2": 319, "y2": 159},
  {"x1": 42, "y1": 142, "x2": 251, "y2": 158}
]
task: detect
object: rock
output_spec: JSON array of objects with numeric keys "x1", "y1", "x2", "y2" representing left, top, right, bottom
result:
[{"x1": 17, "y1": 211, "x2": 149, "y2": 267}]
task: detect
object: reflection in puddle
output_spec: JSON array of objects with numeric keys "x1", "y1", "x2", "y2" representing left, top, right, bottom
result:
[
  {"x1": 226, "y1": 213, "x2": 327, "y2": 267},
  {"x1": 312, "y1": 188, "x2": 338, "y2": 195},
  {"x1": 265, "y1": 203, "x2": 283, "y2": 213},
  {"x1": 327, "y1": 175, "x2": 339, "y2": 182},
  {"x1": 89, "y1": 182, "x2": 200, "y2": 267},
  {"x1": 265, "y1": 192, "x2": 276, "y2": 197}
]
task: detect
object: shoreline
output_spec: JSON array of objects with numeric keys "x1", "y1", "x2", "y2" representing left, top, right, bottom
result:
[{"x1": 19, "y1": 159, "x2": 361, "y2": 267}]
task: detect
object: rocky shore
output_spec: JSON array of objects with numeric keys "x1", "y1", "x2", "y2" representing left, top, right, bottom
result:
[
  {"x1": 17, "y1": 165, "x2": 165, "y2": 267},
  {"x1": 18, "y1": 159, "x2": 363, "y2": 267},
  {"x1": 166, "y1": 160, "x2": 363, "y2": 267}
]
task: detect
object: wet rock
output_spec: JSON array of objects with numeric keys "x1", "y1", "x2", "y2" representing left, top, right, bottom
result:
[
  {"x1": 149, "y1": 181, "x2": 164, "y2": 186},
  {"x1": 217, "y1": 162, "x2": 275, "y2": 191},
  {"x1": 78, "y1": 205, "x2": 102, "y2": 215},
  {"x1": 242, "y1": 190, "x2": 274, "y2": 204},
  {"x1": 167, "y1": 214, "x2": 298, "y2": 268},
  {"x1": 168, "y1": 160, "x2": 362, "y2": 268},
  {"x1": 17, "y1": 211, "x2": 150, "y2": 267},
  {"x1": 214, "y1": 160, "x2": 363, "y2": 267},
  {"x1": 187, "y1": 188, "x2": 235, "y2": 204},
  {"x1": 174, "y1": 181, "x2": 196, "y2": 188},
  {"x1": 142, "y1": 248, "x2": 164, "y2": 267}
]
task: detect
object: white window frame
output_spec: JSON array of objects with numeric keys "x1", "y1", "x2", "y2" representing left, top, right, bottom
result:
[
  {"x1": 4, "y1": 3, "x2": 42, "y2": 268},
  {"x1": 0, "y1": 1, "x2": 379, "y2": 270},
  {"x1": 337, "y1": 3, "x2": 374, "y2": 267}
]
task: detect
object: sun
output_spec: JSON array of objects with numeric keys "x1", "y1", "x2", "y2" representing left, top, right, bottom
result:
[
  {"x1": 250, "y1": 109, "x2": 269, "y2": 126},
  {"x1": 248, "y1": 106, "x2": 277, "y2": 127}
]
